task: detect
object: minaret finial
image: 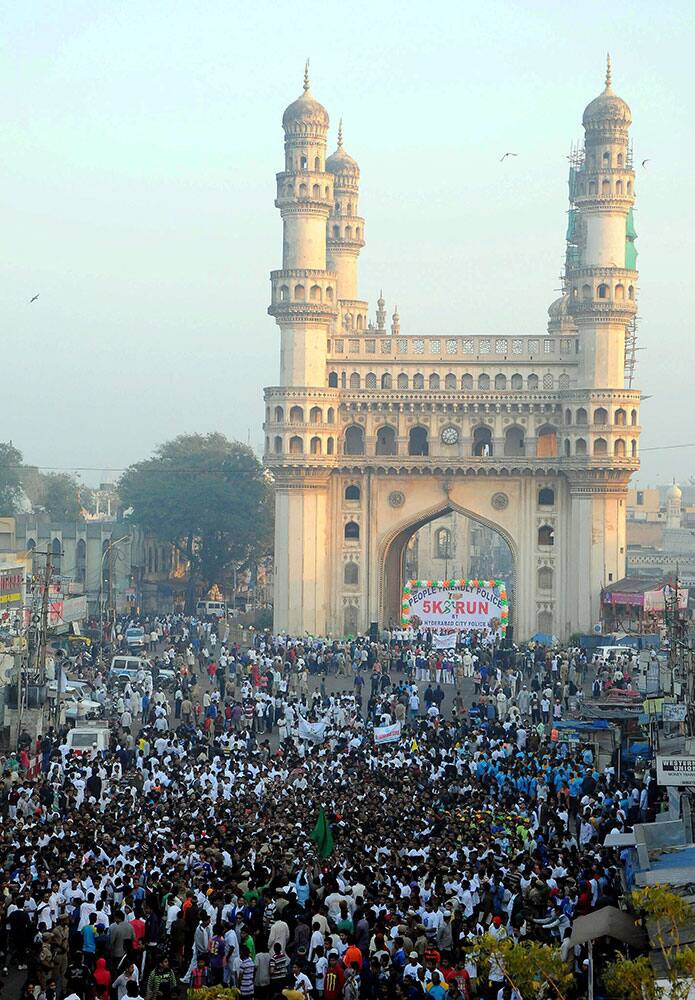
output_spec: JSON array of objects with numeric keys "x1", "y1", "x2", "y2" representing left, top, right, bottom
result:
[
  {"x1": 304, "y1": 59, "x2": 310, "y2": 93},
  {"x1": 338, "y1": 117, "x2": 343, "y2": 148},
  {"x1": 605, "y1": 52, "x2": 612, "y2": 90}
]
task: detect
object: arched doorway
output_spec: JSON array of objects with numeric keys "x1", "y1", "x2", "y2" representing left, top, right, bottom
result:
[{"x1": 381, "y1": 502, "x2": 515, "y2": 629}]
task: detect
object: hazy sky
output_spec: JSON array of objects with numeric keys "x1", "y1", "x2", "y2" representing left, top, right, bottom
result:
[{"x1": 3, "y1": 0, "x2": 693, "y2": 488}]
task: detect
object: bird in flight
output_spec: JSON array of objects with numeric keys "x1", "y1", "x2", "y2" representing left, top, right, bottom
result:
[
  {"x1": 29, "y1": 294, "x2": 40, "y2": 303},
  {"x1": 642, "y1": 159, "x2": 650, "y2": 168},
  {"x1": 500, "y1": 152, "x2": 518, "y2": 162}
]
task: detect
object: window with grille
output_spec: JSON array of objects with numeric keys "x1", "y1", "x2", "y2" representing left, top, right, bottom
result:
[
  {"x1": 381, "y1": 339, "x2": 392, "y2": 353},
  {"x1": 543, "y1": 373, "x2": 554, "y2": 389},
  {"x1": 479, "y1": 339, "x2": 491, "y2": 354},
  {"x1": 446, "y1": 339, "x2": 458, "y2": 355},
  {"x1": 414, "y1": 339, "x2": 425, "y2": 354},
  {"x1": 349, "y1": 339, "x2": 359, "y2": 353},
  {"x1": 495, "y1": 339, "x2": 508, "y2": 354},
  {"x1": 430, "y1": 339, "x2": 441, "y2": 354},
  {"x1": 512, "y1": 339, "x2": 523, "y2": 354},
  {"x1": 397, "y1": 338, "x2": 408, "y2": 353},
  {"x1": 334, "y1": 339, "x2": 344, "y2": 353},
  {"x1": 365, "y1": 340, "x2": 376, "y2": 354},
  {"x1": 463, "y1": 338, "x2": 474, "y2": 353},
  {"x1": 529, "y1": 339, "x2": 540, "y2": 354},
  {"x1": 544, "y1": 339, "x2": 554, "y2": 354},
  {"x1": 365, "y1": 372, "x2": 377, "y2": 388}
]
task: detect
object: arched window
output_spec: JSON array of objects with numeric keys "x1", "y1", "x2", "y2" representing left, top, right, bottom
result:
[
  {"x1": 564, "y1": 438, "x2": 571, "y2": 457},
  {"x1": 594, "y1": 407, "x2": 608, "y2": 425},
  {"x1": 314, "y1": 156, "x2": 321, "y2": 171},
  {"x1": 435, "y1": 528, "x2": 452, "y2": 559},
  {"x1": 326, "y1": 287, "x2": 334, "y2": 302},
  {"x1": 617, "y1": 153, "x2": 624, "y2": 167},
  {"x1": 345, "y1": 484, "x2": 361, "y2": 501},
  {"x1": 597, "y1": 283, "x2": 609, "y2": 299},
  {"x1": 473, "y1": 426, "x2": 493, "y2": 457},
  {"x1": 279, "y1": 285, "x2": 289, "y2": 301},
  {"x1": 51, "y1": 537, "x2": 62, "y2": 577},
  {"x1": 601, "y1": 179, "x2": 610, "y2": 196},
  {"x1": 575, "y1": 437, "x2": 587, "y2": 455},
  {"x1": 312, "y1": 184, "x2": 320, "y2": 199},
  {"x1": 614, "y1": 408, "x2": 626, "y2": 425},
  {"x1": 328, "y1": 372, "x2": 338, "y2": 388},
  {"x1": 511, "y1": 373, "x2": 523, "y2": 390},
  {"x1": 445, "y1": 373, "x2": 456, "y2": 390},
  {"x1": 538, "y1": 525, "x2": 555, "y2": 546},
  {"x1": 274, "y1": 436, "x2": 282, "y2": 454},
  {"x1": 397, "y1": 373, "x2": 408, "y2": 390},
  {"x1": 326, "y1": 407, "x2": 335, "y2": 424},
  {"x1": 503, "y1": 426, "x2": 524, "y2": 456},
  {"x1": 310, "y1": 436, "x2": 322, "y2": 455},
  {"x1": 294, "y1": 284, "x2": 305, "y2": 301},
  {"x1": 627, "y1": 181, "x2": 632, "y2": 195},
  {"x1": 537, "y1": 425, "x2": 558, "y2": 458},
  {"x1": 495, "y1": 373, "x2": 507, "y2": 391},
  {"x1": 356, "y1": 315, "x2": 363, "y2": 331},
  {"x1": 344, "y1": 562, "x2": 359, "y2": 586},
  {"x1": 565, "y1": 408, "x2": 572, "y2": 425},
  {"x1": 576, "y1": 407, "x2": 588, "y2": 425},
  {"x1": 631, "y1": 439, "x2": 637, "y2": 457},
  {"x1": 376, "y1": 425, "x2": 397, "y2": 456},
  {"x1": 615, "y1": 181, "x2": 623, "y2": 196},
  {"x1": 588, "y1": 181, "x2": 597, "y2": 196},
  {"x1": 310, "y1": 406, "x2": 322, "y2": 424},
  {"x1": 528, "y1": 374, "x2": 539, "y2": 390},
  {"x1": 478, "y1": 373, "x2": 490, "y2": 390},
  {"x1": 628, "y1": 285, "x2": 635, "y2": 299},
  {"x1": 581, "y1": 284, "x2": 592, "y2": 300},
  {"x1": 614, "y1": 438, "x2": 626, "y2": 457},
  {"x1": 349, "y1": 372, "x2": 360, "y2": 389},
  {"x1": 356, "y1": 227, "x2": 361, "y2": 239},
  {"x1": 326, "y1": 437, "x2": 334, "y2": 454},
  {"x1": 289, "y1": 405, "x2": 304, "y2": 423},
  {"x1": 543, "y1": 373, "x2": 554, "y2": 390},
  {"x1": 289, "y1": 435, "x2": 303, "y2": 455},
  {"x1": 538, "y1": 566, "x2": 553, "y2": 590},
  {"x1": 365, "y1": 372, "x2": 377, "y2": 389},
  {"x1": 631, "y1": 409, "x2": 638, "y2": 425},
  {"x1": 274, "y1": 405, "x2": 284, "y2": 422},
  {"x1": 299, "y1": 183, "x2": 308, "y2": 196},
  {"x1": 602, "y1": 151, "x2": 610, "y2": 166},
  {"x1": 381, "y1": 373, "x2": 392, "y2": 389},
  {"x1": 429, "y1": 373, "x2": 440, "y2": 390},
  {"x1": 300, "y1": 156, "x2": 307, "y2": 170},
  {"x1": 344, "y1": 521, "x2": 360, "y2": 541},
  {"x1": 558, "y1": 373, "x2": 570, "y2": 389},
  {"x1": 594, "y1": 437, "x2": 608, "y2": 455},
  {"x1": 310, "y1": 284, "x2": 322, "y2": 302},
  {"x1": 538, "y1": 487, "x2": 555, "y2": 507},
  {"x1": 344, "y1": 425, "x2": 365, "y2": 455},
  {"x1": 408, "y1": 427, "x2": 429, "y2": 456},
  {"x1": 538, "y1": 610, "x2": 553, "y2": 633},
  {"x1": 345, "y1": 225, "x2": 353, "y2": 239},
  {"x1": 76, "y1": 538, "x2": 86, "y2": 585},
  {"x1": 462, "y1": 374, "x2": 473, "y2": 390},
  {"x1": 413, "y1": 373, "x2": 425, "y2": 390}
]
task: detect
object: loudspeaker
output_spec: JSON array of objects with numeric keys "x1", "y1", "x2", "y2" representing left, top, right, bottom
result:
[
  {"x1": 369, "y1": 621, "x2": 379, "y2": 641},
  {"x1": 502, "y1": 625, "x2": 514, "y2": 648}
]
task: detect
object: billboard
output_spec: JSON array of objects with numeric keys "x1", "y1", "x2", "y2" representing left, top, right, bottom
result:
[
  {"x1": 401, "y1": 578, "x2": 508, "y2": 633},
  {"x1": 656, "y1": 755, "x2": 695, "y2": 786},
  {"x1": 0, "y1": 566, "x2": 25, "y2": 611}
]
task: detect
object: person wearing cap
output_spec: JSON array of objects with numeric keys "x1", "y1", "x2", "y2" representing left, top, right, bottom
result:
[{"x1": 403, "y1": 952, "x2": 421, "y2": 982}]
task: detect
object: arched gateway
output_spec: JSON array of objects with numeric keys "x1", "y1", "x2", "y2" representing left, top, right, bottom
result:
[{"x1": 264, "y1": 61, "x2": 641, "y2": 640}]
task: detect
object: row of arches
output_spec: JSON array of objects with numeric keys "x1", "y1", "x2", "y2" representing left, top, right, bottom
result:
[
  {"x1": 343, "y1": 519, "x2": 554, "y2": 547},
  {"x1": 328, "y1": 371, "x2": 570, "y2": 391},
  {"x1": 271, "y1": 405, "x2": 336, "y2": 424},
  {"x1": 330, "y1": 223, "x2": 362, "y2": 241},
  {"x1": 343, "y1": 481, "x2": 555, "y2": 507},
  {"x1": 578, "y1": 178, "x2": 633, "y2": 198},
  {"x1": 573, "y1": 282, "x2": 635, "y2": 302},
  {"x1": 278, "y1": 283, "x2": 334, "y2": 303},
  {"x1": 564, "y1": 406, "x2": 638, "y2": 426}
]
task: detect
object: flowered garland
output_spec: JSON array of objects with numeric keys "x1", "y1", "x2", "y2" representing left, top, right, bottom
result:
[{"x1": 401, "y1": 578, "x2": 508, "y2": 631}]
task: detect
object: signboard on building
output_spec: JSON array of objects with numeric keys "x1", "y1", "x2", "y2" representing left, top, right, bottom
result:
[
  {"x1": 0, "y1": 566, "x2": 25, "y2": 611},
  {"x1": 662, "y1": 702, "x2": 688, "y2": 723},
  {"x1": 656, "y1": 754, "x2": 695, "y2": 786},
  {"x1": 58, "y1": 596, "x2": 88, "y2": 624},
  {"x1": 644, "y1": 586, "x2": 689, "y2": 612},
  {"x1": 401, "y1": 578, "x2": 508, "y2": 633}
]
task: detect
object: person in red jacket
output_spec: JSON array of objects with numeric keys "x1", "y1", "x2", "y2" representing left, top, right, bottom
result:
[{"x1": 323, "y1": 952, "x2": 345, "y2": 1000}]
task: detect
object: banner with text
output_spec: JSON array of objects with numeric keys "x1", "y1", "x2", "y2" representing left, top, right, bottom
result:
[
  {"x1": 374, "y1": 722, "x2": 402, "y2": 745},
  {"x1": 402, "y1": 578, "x2": 508, "y2": 633}
]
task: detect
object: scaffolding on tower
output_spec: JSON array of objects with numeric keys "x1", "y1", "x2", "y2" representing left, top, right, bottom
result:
[{"x1": 624, "y1": 315, "x2": 638, "y2": 388}]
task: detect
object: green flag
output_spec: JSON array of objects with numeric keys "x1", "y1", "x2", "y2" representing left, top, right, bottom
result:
[{"x1": 309, "y1": 807, "x2": 334, "y2": 858}]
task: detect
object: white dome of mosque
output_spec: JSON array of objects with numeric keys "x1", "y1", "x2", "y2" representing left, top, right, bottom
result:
[
  {"x1": 667, "y1": 480, "x2": 682, "y2": 501},
  {"x1": 326, "y1": 121, "x2": 359, "y2": 176},
  {"x1": 282, "y1": 65, "x2": 329, "y2": 132},
  {"x1": 583, "y1": 55, "x2": 631, "y2": 128}
]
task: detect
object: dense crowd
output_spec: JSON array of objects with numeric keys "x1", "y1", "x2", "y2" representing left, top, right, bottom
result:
[{"x1": 0, "y1": 617, "x2": 658, "y2": 1000}]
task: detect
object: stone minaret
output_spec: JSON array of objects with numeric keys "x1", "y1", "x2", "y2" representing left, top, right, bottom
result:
[
  {"x1": 268, "y1": 63, "x2": 337, "y2": 386},
  {"x1": 568, "y1": 55, "x2": 638, "y2": 388},
  {"x1": 326, "y1": 120, "x2": 367, "y2": 332}
]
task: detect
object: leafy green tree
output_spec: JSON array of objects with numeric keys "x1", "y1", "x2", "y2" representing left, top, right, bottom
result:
[
  {"x1": 38, "y1": 472, "x2": 82, "y2": 520},
  {"x1": 0, "y1": 442, "x2": 23, "y2": 515},
  {"x1": 118, "y1": 433, "x2": 269, "y2": 609},
  {"x1": 605, "y1": 886, "x2": 695, "y2": 1000},
  {"x1": 474, "y1": 933, "x2": 573, "y2": 999}
]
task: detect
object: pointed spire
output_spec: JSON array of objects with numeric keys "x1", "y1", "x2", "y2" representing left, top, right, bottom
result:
[
  {"x1": 337, "y1": 118, "x2": 343, "y2": 148},
  {"x1": 303, "y1": 59, "x2": 310, "y2": 93},
  {"x1": 605, "y1": 52, "x2": 612, "y2": 92}
]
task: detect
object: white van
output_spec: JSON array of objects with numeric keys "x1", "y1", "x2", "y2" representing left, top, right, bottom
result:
[
  {"x1": 196, "y1": 600, "x2": 227, "y2": 620},
  {"x1": 110, "y1": 655, "x2": 151, "y2": 683},
  {"x1": 64, "y1": 724, "x2": 109, "y2": 758},
  {"x1": 594, "y1": 645, "x2": 636, "y2": 663}
]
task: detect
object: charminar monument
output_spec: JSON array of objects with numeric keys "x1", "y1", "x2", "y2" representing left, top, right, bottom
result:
[{"x1": 264, "y1": 58, "x2": 641, "y2": 639}]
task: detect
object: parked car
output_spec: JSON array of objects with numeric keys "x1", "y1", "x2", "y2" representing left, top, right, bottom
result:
[
  {"x1": 125, "y1": 627, "x2": 146, "y2": 650},
  {"x1": 63, "y1": 696, "x2": 103, "y2": 722}
]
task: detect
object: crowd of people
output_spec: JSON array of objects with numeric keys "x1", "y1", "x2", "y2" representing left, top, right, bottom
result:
[{"x1": 0, "y1": 615, "x2": 658, "y2": 1000}]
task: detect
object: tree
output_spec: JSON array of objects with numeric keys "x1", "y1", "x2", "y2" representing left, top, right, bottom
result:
[
  {"x1": 118, "y1": 433, "x2": 269, "y2": 609},
  {"x1": 0, "y1": 442, "x2": 23, "y2": 515},
  {"x1": 605, "y1": 886, "x2": 695, "y2": 1000},
  {"x1": 38, "y1": 472, "x2": 81, "y2": 520},
  {"x1": 474, "y1": 933, "x2": 574, "y2": 1000}
]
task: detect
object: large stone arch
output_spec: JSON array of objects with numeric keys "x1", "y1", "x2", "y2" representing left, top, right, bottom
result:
[{"x1": 377, "y1": 496, "x2": 518, "y2": 628}]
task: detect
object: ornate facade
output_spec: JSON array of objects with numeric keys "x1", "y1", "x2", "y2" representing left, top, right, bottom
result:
[{"x1": 264, "y1": 59, "x2": 641, "y2": 638}]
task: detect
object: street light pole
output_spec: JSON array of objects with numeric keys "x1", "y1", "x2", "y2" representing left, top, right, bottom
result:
[{"x1": 98, "y1": 534, "x2": 130, "y2": 665}]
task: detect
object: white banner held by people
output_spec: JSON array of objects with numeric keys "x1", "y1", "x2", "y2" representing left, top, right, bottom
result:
[
  {"x1": 432, "y1": 633, "x2": 457, "y2": 649},
  {"x1": 374, "y1": 722, "x2": 401, "y2": 745},
  {"x1": 298, "y1": 717, "x2": 327, "y2": 742}
]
